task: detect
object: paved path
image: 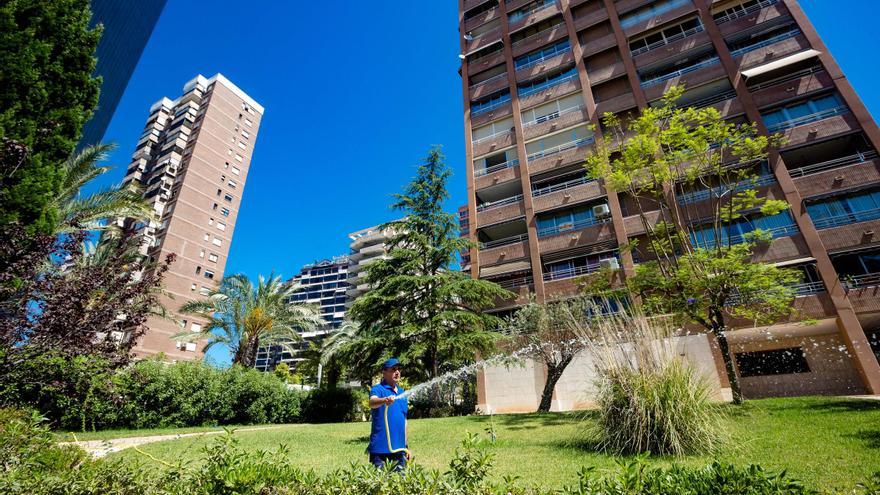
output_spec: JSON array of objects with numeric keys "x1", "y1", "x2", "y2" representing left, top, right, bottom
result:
[{"x1": 59, "y1": 425, "x2": 288, "y2": 458}]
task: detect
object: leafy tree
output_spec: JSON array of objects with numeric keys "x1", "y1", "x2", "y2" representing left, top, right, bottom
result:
[
  {"x1": 506, "y1": 296, "x2": 597, "y2": 412},
  {"x1": 273, "y1": 362, "x2": 292, "y2": 383},
  {"x1": 0, "y1": 0, "x2": 102, "y2": 234},
  {"x1": 349, "y1": 147, "x2": 510, "y2": 383},
  {"x1": 177, "y1": 274, "x2": 324, "y2": 367},
  {"x1": 584, "y1": 86, "x2": 801, "y2": 404},
  {"x1": 51, "y1": 143, "x2": 155, "y2": 234}
]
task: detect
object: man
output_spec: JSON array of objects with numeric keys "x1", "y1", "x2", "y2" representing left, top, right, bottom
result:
[{"x1": 368, "y1": 358, "x2": 409, "y2": 471}]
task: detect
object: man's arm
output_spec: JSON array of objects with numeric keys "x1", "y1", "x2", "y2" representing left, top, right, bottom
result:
[{"x1": 369, "y1": 395, "x2": 394, "y2": 409}]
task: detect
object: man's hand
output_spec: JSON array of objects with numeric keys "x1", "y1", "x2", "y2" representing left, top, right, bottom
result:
[{"x1": 383, "y1": 396, "x2": 395, "y2": 406}]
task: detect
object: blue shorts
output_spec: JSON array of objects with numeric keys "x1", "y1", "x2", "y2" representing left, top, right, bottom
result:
[{"x1": 369, "y1": 451, "x2": 407, "y2": 472}]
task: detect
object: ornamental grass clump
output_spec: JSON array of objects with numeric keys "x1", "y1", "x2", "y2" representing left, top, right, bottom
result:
[{"x1": 582, "y1": 311, "x2": 723, "y2": 457}]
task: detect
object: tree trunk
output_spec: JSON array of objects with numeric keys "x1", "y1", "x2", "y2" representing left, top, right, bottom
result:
[
  {"x1": 713, "y1": 328, "x2": 743, "y2": 405},
  {"x1": 538, "y1": 356, "x2": 573, "y2": 412},
  {"x1": 326, "y1": 357, "x2": 340, "y2": 388},
  {"x1": 241, "y1": 337, "x2": 260, "y2": 368}
]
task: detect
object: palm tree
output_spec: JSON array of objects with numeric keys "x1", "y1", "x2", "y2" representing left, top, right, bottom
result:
[
  {"x1": 53, "y1": 143, "x2": 155, "y2": 234},
  {"x1": 174, "y1": 273, "x2": 324, "y2": 367}
]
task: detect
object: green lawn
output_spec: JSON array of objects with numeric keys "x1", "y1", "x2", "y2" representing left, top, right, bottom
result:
[
  {"x1": 56, "y1": 424, "x2": 266, "y2": 442},
  {"x1": 106, "y1": 397, "x2": 880, "y2": 492}
]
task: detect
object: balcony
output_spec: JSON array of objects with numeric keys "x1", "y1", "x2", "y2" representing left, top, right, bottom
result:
[
  {"x1": 732, "y1": 30, "x2": 810, "y2": 71},
  {"x1": 766, "y1": 105, "x2": 855, "y2": 146},
  {"x1": 620, "y1": 0, "x2": 697, "y2": 38},
  {"x1": 587, "y1": 60, "x2": 627, "y2": 86},
  {"x1": 750, "y1": 67, "x2": 832, "y2": 109},
  {"x1": 581, "y1": 32, "x2": 617, "y2": 57},
  {"x1": 526, "y1": 137, "x2": 595, "y2": 174},
  {"x1": 595, "y1": 92, "x2": 637, "y2": 115},
  {"x1": 508, "y1": 0, "x2": 562, "y2": 34},
  {"x1": 716, "y1": 0, "x2": 788, "y2": 38},
  {"x1": 476, "y1": 195, "x2": 526, "y2": 226},
  {"x1": 475, "y1": 158, "x2": 521, "y2": 189},
  {"x1": 469, "y1": 71, "x2": 510, "y2": 101},
  {"x1": 465, "y1": 26, "x2": 503, "y2": 54},
  {"x1": 518, "y1": 72, "x2": 580, "y2": 109},
  {"x1": 812, "y1": 207, "x2": 880, "y2": 231},
  {"x1": 465, "y1": 5, "x2": 501, "y2": 32},
  {"x1": 573, "y1": 9, "x2": 609, "y2": 32},
  {"x1": 726, "y1": 280, "x2": 826, "y2": 305},
  {"x1": 818, "y1": 217, "x2": 880, "y2": 253},
  {"x1": 472, "y1": 128, "x2": 515, "y2": 157},
  {"x1": 512, "y1": 22, "x2": 568, "y2": 57},
  {"x1": 464, "y1": 0, "x2": 493, "y2": 12},
  {"x1": 490, "y1": 275, "x2": 534, "y2": 308},
  {"x1": 640, "y1": 57, "x2": 725, "y2": 101},
  {"x1": 791, "y1": 153, "x2": 880, "y2": 197},
  {"x1": 538, "y1": 219, "x2": 615, "y2": 253},
  {"x1": 843, "y1": 272, "x2": 880, "y2": 291},
  {"x1": 677, "y1": 173, "x2": 776, "y2": 206},
  {"x1": 521, "y1": 104, "x2": 588, "y2": 140},
  {"x1": 470, "y1": 98, "x2": 513, "y2": 127},
  {"x1": 475, "y1": 157, "x2": 520, "y2": 178},
  {"x1": 532, "y1": 176, "x2": 602, "y2": 212},
  {"x1": 516, "y1": 51, "x2": 575, "y2": 83},
  {"x1": 467, "y1": 48, "x2": 506, "y2": 76},
  {"x1": 479, "y1": 234, "x2": 530, "y2": 266}
]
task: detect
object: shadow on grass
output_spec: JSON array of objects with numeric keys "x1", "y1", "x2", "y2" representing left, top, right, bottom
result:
[
  {"x1": 846, "y1": 429, "x2": 880, "y2": 449},
  {"x1": 344, "y1": 435, "x2": 370, "y2": 445}
]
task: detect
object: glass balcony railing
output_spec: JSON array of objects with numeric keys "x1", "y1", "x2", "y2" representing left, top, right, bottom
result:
[
  {"x1": 714, "y1": 0, "x2": 779, "y2": 24},
  {"x1": 518, "y1": 70, "x2": 578, "y2": 97},
  {"x1": 537, "y1": 215, "x2": 609, "y2": 237},
  {"x1": 522, "y1": 104, "x2": 584, "y2": 128},
  {"x1": 476, "y1": 194, "x2": 524, "y2": 212},
  {"x1": 765, "y1": 106, "x2": 850, "y2": 133},
  {"x1": 472, "y1": 94, "x2": 512, "y2": 116},
  {"x1": 527, "y1": 136, "x2": 594, "y2": 161},
  {"x1": 729, "y1": 27, "x2": 801, "y2": 58},
  {"x1": 479, "y1": 233, "x2": 529, "y2": 249},
  {"x1": 640, "y1": 56, "x2": 720, "y2": 88},
  {"x1": 475, "y1": 158, "x2": 519, "y2": 177},
  {"x1": 512, "y1": 22, "x2": 566, "y2": 47},
  {"x1": 788, "y1": 151, "x2": 878, "y2": 178},
  {"x1": 542, "y1": 260, "x2": 610, "y2": 281},
  {"x1": 515, "y1": 44, "x2": 571, "y2": 71},
  {"x1": 469, "y1": 71, "x2": 509, "y2": 90},
  {"x1": 472, "y1": 127, "x2": 513, "y2": 145},
  {"x1": 812, "y1": 207, "x2": 880, "y2": 230},
  {"x1": 630, "y1": 24, "x2": 704, "y2": 57},
  {"x1": 532, "y1": 176, "x2": 595, "y2": 197}
]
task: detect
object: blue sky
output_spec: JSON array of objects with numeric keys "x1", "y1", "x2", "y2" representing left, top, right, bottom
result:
[{"x1": 91, "y1": 1, "x2": 880, "y2": 364}]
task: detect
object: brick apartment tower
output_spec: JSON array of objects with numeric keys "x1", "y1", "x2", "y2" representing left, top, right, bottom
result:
[
  {"x1": 459, "y1": 0, "x2": 880, "y2": 399},
  {"x1": 123, "y1": 74, "x2": 263, "y2": 361}
]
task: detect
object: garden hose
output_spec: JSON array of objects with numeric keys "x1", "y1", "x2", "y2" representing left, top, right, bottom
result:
[{"x1": 383, "y1": 400, "x2": 410, "y2": 458}]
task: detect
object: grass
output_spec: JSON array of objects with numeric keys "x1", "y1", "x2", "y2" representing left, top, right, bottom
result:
[
  {"x1": 103, "y1": 396, "x2": 880, "y2": 492},
  {"x1": 54, "y1": 424, "x2": 257, "y2": 442}
]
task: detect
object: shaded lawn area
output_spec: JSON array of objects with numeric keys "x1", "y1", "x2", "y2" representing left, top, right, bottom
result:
[
  {"x1": 106, "y1": 396, "x2": 880, "y2": 492},
  {"x1": 55, "y1": 425, "x2": 246, "y2": 442}
]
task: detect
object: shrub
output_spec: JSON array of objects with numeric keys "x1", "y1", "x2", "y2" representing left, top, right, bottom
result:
[
  {"x1": 300, "y1": 387, "x2": 366, "y2": 423},
  {"x1": 582, "y1": 312, "x2": 723, "y2": 456}
]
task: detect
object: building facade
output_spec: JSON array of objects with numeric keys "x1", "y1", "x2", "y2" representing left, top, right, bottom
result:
[
  {"x1": 347, "y1": 224, "x2": 396, "y2": 305},
  {"x1": 458, "y1": 0, "x2": 880, "y2": 402},
  {"x1": 123, "y1": 73, "x2": 263, "y2": 361},
  {"x1": 254, "y1": 256, "x2": 350, "y2": 372},
  {"x1": 79, "y1": 0, "x2": 168, "y2": 150}
]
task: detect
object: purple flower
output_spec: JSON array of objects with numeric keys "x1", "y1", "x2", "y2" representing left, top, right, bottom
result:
[{"x1": 687, "y1": 297, "x2": 696, "y2": 305}]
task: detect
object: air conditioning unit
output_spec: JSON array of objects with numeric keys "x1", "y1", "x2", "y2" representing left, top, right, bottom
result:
[
  {"x1": 592, "y1": 203, "x2": 611, "y2": 218},
  {"x1": 600, "y1": 258, "x2": 620, "y2": 270}
]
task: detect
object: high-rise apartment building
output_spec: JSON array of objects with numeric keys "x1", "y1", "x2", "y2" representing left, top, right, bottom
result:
[
  {"x1": 79, "y1": 0, "x2": 168, "y2": 150},
  {"x1": 254, "y1": 256, "x2": 350, "y2": 372},
  {"x1": 459, "y1": 0, "x2": 880, "y2": 400},
  {"x1": 123, "y1": 74, "x2": 263, "y2": 361},
  {"x1": 347, "y1": 224, "x2": 396, "y2": 305}
]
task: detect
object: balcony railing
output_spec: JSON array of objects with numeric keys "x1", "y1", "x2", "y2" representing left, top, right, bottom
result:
[
  {"x1": 630, "y1": 24, "x2": 704, "y2": 57},
  {"x1": 677, "y1": 173, "x2": 776, "y2": 205},
  {"x1": 469, "y1": 71, "x2": 509, "y2": 90},
  {"x1": 515, "y1": 46, "x2": 571, "y2": 71},
  {"x1": 640, "y1": 57, "x2": 720, "y2": 88},
  {"x1": 512, "y1": 22, "x2": 566, "y2": 47},
  {"x1": 532, "y1": 175, "x2": 595, "y2": 197},
  {"x1": 537, "y1": 215, "x2": 610, "y2": 237},
  {"x1": 729, "y1": 27, "x2": 802, "y2": 58},
  {"x1": 715, "y1": 0, "x2": 780, "y2": 24},
  {"x1": 726, "y1": 280, "x2": 825, "y2": 305},
  {"x1": 472, "y1": 95, "x2": 512, "y2": 116},
  {"x1": 542, "y1": 261, "x2": 606, "y2": 281},
  {"x1": 519, "y1": 71, "x2": 579, "y2": 97},
  {"x1": 693, "y1": 223, "x2": 799, "y2": 248},
  {"x1": 765, "y1": 106, "x2": 850, "y2": 133},
  {"x1": 475, "y1": 158, "x2": 520, "y2": 177},
  {"x1": 812, "y1": 207, "x2": 880, "y2": 230},
  {"x1": 747, "y1": 65, "x2": 824, "y2": 92},
  {"x1": 494, "y1": 275, "x2": 534, "y2": 289},
  {"x1": 508, "y1": 0, "x2": 557, "y2": 23},
  {"x1": 842, "y1": 272, "x2": 880, "y2": 290},
  {"x1": 468, "y1": 47, "x2": 504, "y2": 66},
  {"x1": 788, "y1": 151, "x2": 878, "y2": 178},
  {"x1": 619, "y1": 0, "x2": 690, "y2": 28},
  {"x1": 684, "y1": 89, "x2": 738, "y2": 109},
  {"x1": 527, "y1": 136, "x2": 594, "y2": 161},
  {"x1": 522, "y1": 104, "x2": 584, "y2": 128},
  {"x1": 480, "y1": 233, "x2": 529, "y2": 249},
  {"x1": 472, "y1": 127, "x2": 513, "y2": 145},
  {"x1": 477, "y1": 194, "x2": 524, "y2": 212}
]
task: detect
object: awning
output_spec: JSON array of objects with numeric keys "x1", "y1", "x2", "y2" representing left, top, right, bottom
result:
[
  {"x1": 481, "y1": 260, "x2": 531, "y2": 278},
  {"x1": 773, "y1": 256, "x2": 815, "y2": 267},
  {"x1": 741, "y1": 49, "x2": 821, "y2": 78}
]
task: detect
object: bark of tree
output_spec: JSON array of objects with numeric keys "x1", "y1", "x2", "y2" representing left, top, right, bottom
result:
[{"x1": 538, "y1": 354, "x2": 575, "y2": 412}]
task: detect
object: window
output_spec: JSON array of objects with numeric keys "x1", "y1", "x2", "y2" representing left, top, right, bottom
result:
[
  {"x1": 221, "y1": 207, "x2": 230, "y2": 217},
  {"x1": 208, "y1": 253, "x2": 219, "y2": 263},
  {"x1": 227, "y1": 149, "x2": 233, "y2": 156},
  {"x1": 203, "y1": 233, "x2": 210, "y2": 241},
  {"x1": 471, "y1": 90, "x2": 511, "y2": 115},
  {"x1": 199, "y1": 249, "x2": 205, "y2": 258},
  {"x1": 212, "y1": 202, "x2": 218, "y2": 210},
  {"x1": 514, "y1": 39, "x2": 570, "y2": 70},
  {"x1": 228, "y1": 180, "x2": 237, "y2": 188},
  {"x1": 208, "y1": 217, "x2": 213, "y2": 225},
  {"x1": 190, "y1": 283, "x2": 197, "y2": 291},
  {"x1": 217, "y1": 188, "x2": 222, "y2": 196},
  {"x1": 237, "y1": 141, "x2": 246, "y2": 149},
  {"x1": 191, "y1": 323, "x2": 202, "y2": 333},
  {"x1": 517, "y1": 67, "x2": 578, "y2": 98},
  {"x1": 690, "y1": 210, "x2": 797, "y2": 247},
  {"x1": 806, "y1": 189, "x2": 880, "y2": 229},
  {"x1": 629, "y1": 17, "x2": 703, "y2": 56},
  {"x1": 220, "y1": 174, "x2": 226, "y2": 182},
  {"x1": 231, "y1": 166, "x2": 241, "y2": 175},
  {"x1": 212, "y1": 238, "x2": 222, "y2": 246},
  {"x1": 536, "y1": 204, "x2": 599, "y2": 237},
  {"x1": 195, "y1": 266, "x2": 202, "y2": 275},
  {"x1": 200, "y1": 286, "x2": 211, "y2": 296},
  {"x1": 242, "y1": 130, "x2": 250, "y2": 139},
  {"x1": 761, "y1": 93, "x2": 847, "y2": 132},
  {"x1": 185, "y1": 342, "x2": 197, "y2": 352},
  {"x1": 224, "y1": 193, "x2": 233, "y2": 202},
  {"x1": 234, "y1": 154, "x2": 243, "y2": 162},
  {"x1": 216, "y1": 222, "x2": 226, "y2": 231},
  {"x1": 204, "y1": 270, "x2": 215, "y2": 279},
  {"x1": 224, "y1": 162, "x2": 230, "y2": 169},
  {"x1": 735, "y1": 348, "x2": 810, "y2": 377},
  {"x1": 244, "y1": 118, "x2": 253, "y2": 127}
]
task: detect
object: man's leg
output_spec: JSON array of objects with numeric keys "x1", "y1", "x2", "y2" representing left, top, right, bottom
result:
[
  {"x1": 369, "y1": 453, "x2": 387, "y2": 469},
  {"x1": 392, "y1": 451, "x2": 407, "y2": 472}
]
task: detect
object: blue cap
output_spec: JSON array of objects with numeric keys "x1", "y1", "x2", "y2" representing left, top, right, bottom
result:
[{"x1": 381, "y1": 358, "x2": 401, "y2": 370}]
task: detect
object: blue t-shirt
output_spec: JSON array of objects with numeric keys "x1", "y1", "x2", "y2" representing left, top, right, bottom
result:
[{"x1": 368, "y1": 380, "x2": 408, "y2": 454}]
